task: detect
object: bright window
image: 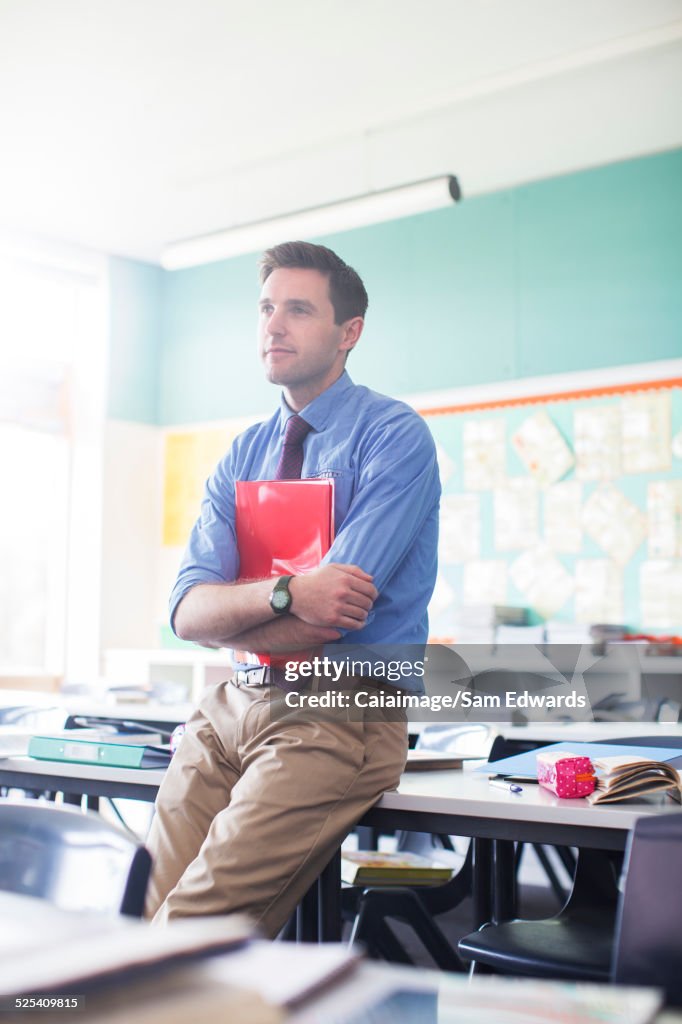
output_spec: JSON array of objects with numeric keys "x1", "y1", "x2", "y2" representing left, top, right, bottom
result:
[{"x1": 0, "y1": 246, "x2": 107, "y2": 683}]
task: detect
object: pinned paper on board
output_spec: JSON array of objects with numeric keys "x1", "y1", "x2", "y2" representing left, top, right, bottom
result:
[
  {"x1": 439, "y1": 493, "x2": 481, "y2": 563},
  {"x1": 622, "y1": 392, "x2": 671, "y2": 474},
  {"x1": 463, "y1": 419, "x2": 506, "y2": 490},
  {"x1": 494, "y1": 479, "x2": 539, "y2": 551},
  {"x1": 511, "y1": 410, "x2": 574, "y2": 487},
  {"x1": 463, "y1": 560, "x2": 507, "y2": 606},
  {"x1": 509, "y1": 544, "x2": 574, "y2": 619},
  {"x1": 544, "y1": 481, "x2": 583, "y2": 553},
  {"x1": 640, "y1": 560, "x2": 682, "y2": 628},
  {"x1": 574, "y1": 405, "x2": 621, "y2": 480},
  {"x1": 582, "y1": 484, "x2": 647, "y2": 565},
  {"x1": 435, "y1": 443, "x2": 456, "y2": 485},
  {"x1": 648, "y1": 481, "x2": 682, "y2": 559},
  {"x1": 574, "y1": 560, "x2": 623, "y2": 624}
]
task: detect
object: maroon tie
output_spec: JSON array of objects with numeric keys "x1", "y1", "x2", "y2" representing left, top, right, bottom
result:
[{"x1": 275, "y1": 414, "x2": 312, "y2": 480}]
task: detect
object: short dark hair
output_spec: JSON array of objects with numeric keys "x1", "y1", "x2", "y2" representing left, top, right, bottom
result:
[{"x1": 259, "y1": 241, "x2": 368, "y2": 324}]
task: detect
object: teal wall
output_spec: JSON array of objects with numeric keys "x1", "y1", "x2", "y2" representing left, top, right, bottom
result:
[
  {"x1": 154, "y1": 148, "x2": 682, "y2": 425},
  {"x1": 108, "y1": 256, "x2": 163, "y2": 424},
  {"x1": 158, "y1": 254, "x2": 267, "y2": 425}
]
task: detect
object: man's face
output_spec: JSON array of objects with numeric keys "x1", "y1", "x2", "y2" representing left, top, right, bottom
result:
[{"x1": 258, "y1": 267, "x2": 360, "y2": 407}]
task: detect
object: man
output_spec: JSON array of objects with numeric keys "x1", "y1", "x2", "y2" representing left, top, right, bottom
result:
[{"x1": 146, "y1": 241, "x2": 440, "y2": 936}]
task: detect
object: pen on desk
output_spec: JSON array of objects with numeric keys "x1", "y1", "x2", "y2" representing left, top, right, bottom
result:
[{"x1": 488, "y1": 779, "x2": 524, "y2": 794}]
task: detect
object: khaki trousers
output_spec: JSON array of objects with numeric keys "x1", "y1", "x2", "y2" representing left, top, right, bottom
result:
[{"x1": 145, "y1": 679, "x2": 407, "y2": 938}]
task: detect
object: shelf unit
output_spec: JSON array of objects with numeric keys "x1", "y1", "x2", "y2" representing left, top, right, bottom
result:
[{"x1": 103, "y1": 648, "x2": 232, "y2": 704}]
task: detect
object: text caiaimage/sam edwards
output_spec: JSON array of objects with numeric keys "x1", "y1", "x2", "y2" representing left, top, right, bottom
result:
[{"x1": 283, "y1": 688, "x2": 588, "y2": 711}]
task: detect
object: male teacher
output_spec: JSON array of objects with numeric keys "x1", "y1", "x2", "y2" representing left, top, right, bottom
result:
[{"x1": 146, "y1": 241, "x2": 440, "y2": 936}]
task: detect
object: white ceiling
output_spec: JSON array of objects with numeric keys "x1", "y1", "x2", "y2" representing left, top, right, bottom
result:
[{"x1": 1, "y1": 0, "x2": 681, "y2": 264}]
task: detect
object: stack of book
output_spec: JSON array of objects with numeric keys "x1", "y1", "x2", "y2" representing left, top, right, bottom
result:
[
  {"x1": 589, "y1": 623, "x2": 630, "y2": 652},
  {"x1": 341, "y1": 850, "x2": 452, "y2": 887}
]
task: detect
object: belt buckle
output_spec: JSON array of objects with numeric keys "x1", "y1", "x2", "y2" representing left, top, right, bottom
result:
[{"x1": 236, "y1": 665, "x2": 269, "y2": 687}]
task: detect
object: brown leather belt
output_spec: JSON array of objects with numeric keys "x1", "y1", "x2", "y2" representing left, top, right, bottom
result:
[{"x1": 232, "y1": 666, "x2": 406, "y2": 696}]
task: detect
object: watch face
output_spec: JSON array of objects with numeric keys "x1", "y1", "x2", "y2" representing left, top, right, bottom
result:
[{"x1": 271, "y1": 588, "x2": 290, "y2": 612}]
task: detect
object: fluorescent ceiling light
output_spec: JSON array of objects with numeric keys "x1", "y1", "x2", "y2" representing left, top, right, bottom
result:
[{"x1": 161, "y1": 175, "x2": 461, "y2": 270}]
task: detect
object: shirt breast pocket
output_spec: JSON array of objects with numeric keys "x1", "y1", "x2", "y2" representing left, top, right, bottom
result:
[{"x1": 308, "y1": 467, "x2": 355, "y2": 529}]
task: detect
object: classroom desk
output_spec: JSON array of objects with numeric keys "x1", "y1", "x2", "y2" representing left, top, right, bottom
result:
[
  {"x1": 350, "y1": 764, "x2": 682, "y2": 940},
  {"x1": 4, "y1": 755, "x2": 682, "y2": 945},
  {"x1": 0, "y1": 690, "x2": 191, "y2": 734},
  {"x1": 0, "y1": 756, "x2": 164, "y2": 803}
]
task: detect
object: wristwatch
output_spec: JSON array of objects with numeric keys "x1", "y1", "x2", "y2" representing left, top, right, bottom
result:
[{"x1": 269, "y1": 575, "x2": 294, "y2": 615}]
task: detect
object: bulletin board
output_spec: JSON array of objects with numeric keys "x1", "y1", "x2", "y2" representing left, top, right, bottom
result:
[{"x1": 422, "y1": 367, "x2": 682, "y2": 634}]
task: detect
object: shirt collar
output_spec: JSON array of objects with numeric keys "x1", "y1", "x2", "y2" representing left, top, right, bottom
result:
[{"x1": 278, "y1": 370, "x2": 355, "y2": 435}]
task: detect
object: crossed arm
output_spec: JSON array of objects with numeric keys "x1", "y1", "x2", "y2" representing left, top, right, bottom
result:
[{"x1": 173, "y1": 562, "x2": 378, "y2": 654}]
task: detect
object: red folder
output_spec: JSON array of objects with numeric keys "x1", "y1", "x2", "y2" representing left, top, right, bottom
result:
[{"x1": 235, "y1": 479, "x2": 335, "y2": 664}]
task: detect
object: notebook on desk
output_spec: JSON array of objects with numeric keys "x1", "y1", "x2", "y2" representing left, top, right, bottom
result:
[
  {"x1": 405, "y1": 749, "x2": 475, "y2": 771},
  {"x1": 28, "y1": 735, "x2": 172, "y2": 769},
  {"x1": 477, "y1": 742, "x2": 682, "y2": 779}
]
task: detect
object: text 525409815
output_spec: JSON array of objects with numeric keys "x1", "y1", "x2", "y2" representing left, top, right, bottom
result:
[{"x1": 2, "y1": 996, "x2": 84, "y2": 1012}]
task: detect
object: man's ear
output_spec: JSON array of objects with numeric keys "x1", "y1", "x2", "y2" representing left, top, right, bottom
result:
[{"x1": 339, "y1": 316, "x2": 364, "y2": 354}]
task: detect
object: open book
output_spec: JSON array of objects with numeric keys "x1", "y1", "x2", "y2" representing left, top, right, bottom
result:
[{"x1": 587, "y1": 754, "x2": 682, "y2": 805}]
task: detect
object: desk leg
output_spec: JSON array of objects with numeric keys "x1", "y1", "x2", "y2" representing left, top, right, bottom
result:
[
  {"x1": 493, "y1": 840, "x2": 517, "y2": 923},
  {"x1": 472, "y1": 837, "x2": 493, "y2": 929},
  {"x1": 318, "y1": 849, "x2": 342, "y2": 942},
  {"x1": 296, "y1": 881, "x2": 319, "y2": 942}
]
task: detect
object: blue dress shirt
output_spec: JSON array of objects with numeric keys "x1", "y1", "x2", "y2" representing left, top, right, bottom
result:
[{"x1": 170, "y1": 371, "x2": 440, "y2": 660}]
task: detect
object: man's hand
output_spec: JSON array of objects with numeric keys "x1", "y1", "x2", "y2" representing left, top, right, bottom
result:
[{"x1": 289, "y1": 563, "x2": 377, "y2": 630}]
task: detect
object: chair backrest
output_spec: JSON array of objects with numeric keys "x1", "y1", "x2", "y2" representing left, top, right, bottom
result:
[
  {"x1": 612, "y1": 812, "x2": 682, "y2": 1006},
  {"x1": 0, "y1": 800, "x2": 151, "y2": 917},
  {"x1": 487, "y1": 733, "x2": 544, "y2": 763}
]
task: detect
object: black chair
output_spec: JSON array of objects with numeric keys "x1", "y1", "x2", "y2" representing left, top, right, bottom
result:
[
  {"x1": 458, "y1": 845, "x2": 620, "y2": 979},
  {"x1": 345, "y1": 727, "x2": 577, "y2": 967},
  {"x1": 0, "y1": 800, "x2": 152, "y2": 917},
  {"x1": 458, "y1": 735, "x2": 682, "y2": 982},
  {"x1": 344, "y1": 724, "x2": 495, "y2": 969},
  {"x1": 613, "y1": 812, "x2": 682, "y2": 1006}
]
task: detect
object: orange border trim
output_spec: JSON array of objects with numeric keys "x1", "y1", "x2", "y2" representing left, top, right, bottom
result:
[{"x1": 417, "y1": 376, "x2": 682, "y2": 418}]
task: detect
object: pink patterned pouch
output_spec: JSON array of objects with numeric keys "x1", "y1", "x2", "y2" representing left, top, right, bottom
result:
[{"x1": 536, "y1": 751, "x2": 596, "y2": 799}]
